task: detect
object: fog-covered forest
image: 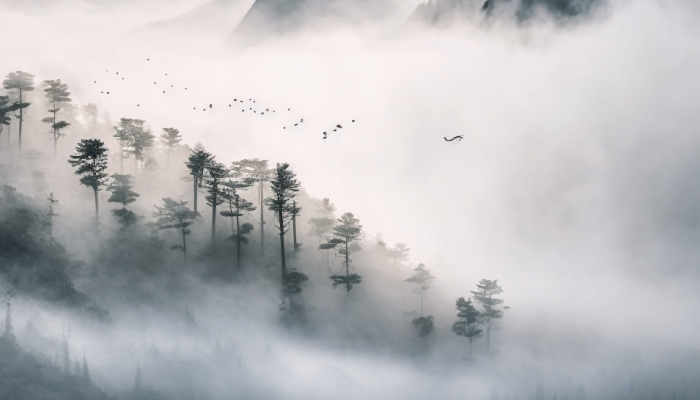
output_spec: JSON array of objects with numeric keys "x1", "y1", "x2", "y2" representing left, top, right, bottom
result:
[{"x1": 1, "y1": 0, "x2": 699, "y2": 399}]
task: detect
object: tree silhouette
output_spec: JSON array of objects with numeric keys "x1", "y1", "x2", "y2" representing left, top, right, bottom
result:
[
  {"x1": 0, "y1": 95, "x2": 22, "y2": 145},
  {"x1": 470, "y1": 279, "x2": 504, "y2": 353},
  {"x1": 153, "y1": 198, "x2": 196, "y2": 265},
  {"x1": 45, "y1": 192, "x2": 59, "y2": 245},
  {"x1": 220, "y1": 168, "x2": 256, "y2": 270},
  {"x1": 202, "y1": 161, "x2": 228, "y2": 254},
  {"x1": 290, "y1": 200, "x2": 302, "y2": 254},
  {"x1": 3, "y1": 288, "x2": 16, "y2": 340},
  {"x1": 68, "y1": 139, "x2": 109, "y2": 223},
  {"x1": 264, "y1": 163, "x2": 300, "y2": 280},
  {"x1": 236, "y1": 159, "x2": 273, "y2": 256},
  {"x1": 184, "y1": 143, "x2": 214, "y2": 212},
  {"x1": 404, "y1": 263, "x2": 435, "y2": 317},
  {"x1": 323, "y1": 212, "x2": 363, "y2": 292},
  {"x1": 41, "y1": 79, "x2": 72, "y2": 156},
  {"x1": 107, "y1": 174, "x2": 139, "y2": 229},
  {"x1": 308, "y1": 217, "x2": 335, "y2": 270},
  {"x1": 451, "y1": 297, "x2": 482, "y2": 356},
  {"x1": 113, "y1": 118, "x2": 136, "y2": 174},
  {"x1": 159, "y1": 127, "x2": 182, "y2": 169},
  {"x1": 2, "y1": 71, "x2": 34, "y2": 150},
  {"x1": 129, "y1": 121, "x2": 155, "y2": 172}
]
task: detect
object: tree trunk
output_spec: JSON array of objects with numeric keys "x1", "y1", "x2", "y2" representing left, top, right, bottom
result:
[
  {"x1": 236, "y1": 213, "x2": 241, "y2": 270},
  {"x1": 17, "y1": 89, "x2": 22, "y2": 152},
  {"x1": 469, "y1": 337, "x2": 472, "y2": 356},
  {"x1": 292, "y1": 211, "x2": 298, "y2": 254},
  {"x1": 193, "y1": 177, "x2": 198, "y2": 212},
  {"x1": 53, "y1": 101, "x2": 57, "y2": 157},
  {"x1": 93, "y1": 187, "x2": 99, "y2": 224},
  {"x1": 211, "y1": 202, "x2": 217, "y2": 254},
  {"x1": 182, "y1": 225, "x2": 187, "y2": 267},
  {"x1": 345, "y1": 241, "x2": 349, "y2": 293},
  {"x1": 260, "y1": 178, "x2": 264, "y2": 256},
  {"x1": 278, "y1": 206, "x2": 286, "y2": 280}
]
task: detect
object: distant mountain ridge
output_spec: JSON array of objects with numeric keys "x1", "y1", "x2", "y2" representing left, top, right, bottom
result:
[{"x1": 407, "y1": 0, "x2": 600, "y2": 26}]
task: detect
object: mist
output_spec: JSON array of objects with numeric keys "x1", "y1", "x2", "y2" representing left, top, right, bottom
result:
[{"x1": 0, "y1": 0, "x2": 699, "y2": 399}]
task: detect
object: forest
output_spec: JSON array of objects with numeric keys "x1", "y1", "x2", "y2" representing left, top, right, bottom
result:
[{"x1": 1, "y1": 0, "x2": 700, "y2": 399}]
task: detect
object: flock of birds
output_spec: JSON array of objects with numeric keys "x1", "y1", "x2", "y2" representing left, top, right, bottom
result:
[{"x1": 93, "y1": 57, "x2": 463, "y2": 143}]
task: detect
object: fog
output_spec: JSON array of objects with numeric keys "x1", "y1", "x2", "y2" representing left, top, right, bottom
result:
[{"x1": 1, "y1": 0, "x2": 699, "y2": 399}]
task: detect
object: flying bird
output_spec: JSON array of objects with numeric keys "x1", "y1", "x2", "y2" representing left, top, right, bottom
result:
[
  {"x1": 336, "y1": 124, "x2": 343, "y2": 129},
  {"x1": 323, "y1": 132, "x2": 327, "y2": 139},
  {"x1": 352, "y1": 120, "x2": 355, "y2": 123},
  {"x1": 444, "y1": 135, "x2": 464, "y2": 142},
  {"x1": 209, "y1": 104, "x2": 212, "y2": 108}
]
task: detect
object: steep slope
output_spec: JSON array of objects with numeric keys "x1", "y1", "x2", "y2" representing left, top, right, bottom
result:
[
  {"x1": 407, "y1": 0, "x2": 600, "y2": 26},
  {"x1": 230, "y1": 0, "x2": 399, "y2": 44}
]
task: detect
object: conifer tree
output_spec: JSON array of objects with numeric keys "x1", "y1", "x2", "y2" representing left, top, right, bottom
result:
[
  {"x1": 236, "y1": 159, "x2": 273, "y2": 256},
  {"x1": 41, "y1": 79, "x2": 72, "y2": 156},
  {"x1": 404, "y1": 263, "x2": 435, "y2": 317},
  {"x1": 153, "y1": 198, "x2": 196, "y2": 265},
  {"x1": 323, "y1": 212, "x2": 363, "y2": 292},
  {"x1": 107, "y1": 174, "x2": 139, "y2": 229},
  {"x1": 3, "y1": 288, "x2": 16, "y2": 340},
  {"x1": 290, "y1": 201, "x2": 302, "y2": 253},
  {"x1": 2, "y1": 71, "x2": 34, "y2": 150},
  {"x1": 220, "y1": 169, "x2": 256, "y2": 269},
  {"x1": 451, "y1": 297, "x2": 482, "y2": 356},
  {"x1": 113, "y1": 118, "x2": 136, "y2": 174},
  {"x1": 471, "y1": 279, "x2": 504, "y2": 353},
  {"x1": 159, "y1": 127, "x2": 182, "y2": 169},
  {"x1": 264, "y1": 163, "x2": 300, "y2": 280},
  {"x1": 309, "y1": 217, "x2": 335, "y2": 270},
  {"x1": 0, "y1": 95, "x2": 22, "y2": 144},
  {"x1": 387, "y1": 243, "x2": 411, "y2": 275},
  {"x1": 45, "y1": 192, "x2": 59, "y2": 244},
  {"x1": 68, "y1": 139, "x2": 109, "y2": 223},
  {"x1": 129, "y1": 121, "x2": 155, "y2": 171},
  {"x1": 184, "y1": 143, "x2": 214, "y2": 212},
  {"x1": 203, "y1": 162, "x2": 228, "y2": 254}
]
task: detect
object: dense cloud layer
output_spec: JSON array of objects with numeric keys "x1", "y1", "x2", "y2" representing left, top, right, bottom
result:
[{"x1": 0, "y1": 0, "x2": 699, "y2": 399}]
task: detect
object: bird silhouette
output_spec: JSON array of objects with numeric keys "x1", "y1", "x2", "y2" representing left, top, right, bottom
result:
[
  {"x1": 336, "y1": 124, "x2": 342, "y2": 129},
  {"x1": 323, "y1": 132, "x2": 327, "y2": 139},
  {"x1": 444, "y1": 135, "x2": 464, "y2": 142},
  {"x1": 352, "y1": 120, "x2": 355, "y2": 123},
  {"x1": 209, "y1": 104, "x2": 212, "y2": 108}
]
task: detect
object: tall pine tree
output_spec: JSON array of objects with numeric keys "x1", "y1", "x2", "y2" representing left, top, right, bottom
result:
[{"x1": 68, "y1": 139, "x2": 109, "y2": 224}]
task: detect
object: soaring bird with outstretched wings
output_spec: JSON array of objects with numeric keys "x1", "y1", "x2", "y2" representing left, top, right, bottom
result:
[{"x1": 444, "y1": 135, "x2": 463, "y2": 142}]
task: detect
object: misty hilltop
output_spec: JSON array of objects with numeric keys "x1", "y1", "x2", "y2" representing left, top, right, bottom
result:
[{"x1": 407, "y1": 0, "x2": 601, "y2": 26}]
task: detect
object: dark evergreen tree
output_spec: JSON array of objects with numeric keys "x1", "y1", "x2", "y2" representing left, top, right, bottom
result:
[
  {"x1": 323, "y1": 212, "x2": 363, "y2": 292},
  {"x1": 290, "y1": 200, "x2": 302, "y2": 253},
  {"x1": 203, "y1": 161, "x2": 228, "y2": 254},
  {"x1": 3, "y1": 288, "x2": 16, "y2": 340},
  {"x1": 153, "y1": 198, "x2": 196, "y2": 265},
  {"x1": 113, "y1": 118, "x2": 136, "y2": 174},
  {"x1": 41, "y1": 79, "x2": 72, "y2": 156},
  {"x1": 2, "y1": 71, "x2": 34, "y2": 150},
  {"x1": 159, "y1": 127, "x2": 182, "y2": 169},
  {"x1": 308, "y1": 217, "x2": 335, "y2": 270},
  {"x1": 220, "y1": 169, "x2": 256, "y2": 269},
  {"x1": 107, "y1": 174, "x2": 139, "y2": 229},
  {"x1": 471, "y1": 279, "x2": 504, "y2": 353},
  {"x1": 236, "y1": 158, "x2": 273, "y2": 256},
  {"x1": 68, "y1": 139, "x2": 109, "y2": 223},
  {"x1": 0, "y1": 95, "x2": 22, "y2": 144},
  {"x1": 45, "y1": 192, "x2": 59, "y2": 244},
  {"x1": 404, "y1": 263, "x2": 435, "y2": 317},
  {"x1": 411, "y1": 315, "x2": 435, "y2": 354},
  {"x1": 264, "y1": 163, "x2": 301, "y2": 280},
  {"x1": 451, "y1": 297, "x2": 482, "y2": 356},
  {"x1": 184, "y1": 143, "x2": 214, "y2": 212}
]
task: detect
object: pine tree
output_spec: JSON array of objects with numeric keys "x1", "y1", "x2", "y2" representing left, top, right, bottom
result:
[
  {"x1": 264, "y1": 163, "x2": 300, "y2": 280},
  {"x1": 3, "y1": 288, "x2": 16, "y2": 340},
  {"x1": 113, "y1": 118, "x2": 136, "y2": 174},
  {"x1": 290, "y1": 201, "x2": 302, "y2": 253},
  {"x1": 184, "y1": 143, "x2": 214, "y2": 212},
  {"x1": 41, "y1": 79, "x2": 72, "y2": 156},
  {"x1": 236, "y1": 159, "x2": 273, "y2": 256},
  {"x1": 323, "y1": 213, "x2": 363, "y2": 292},
  {"x1": 2, "y1": 71, "x2": 34, "y2": 150},
  {"x1": 308, "y1": 217, "x2": 335, "y2": 270},
  {"x1": 404, "y1": 263, "x2": 435, "y2": 317},
  {"x1": 159, "y1": 127, "x2": 182, "y2": 169},
  {"x1": 68, "y1": 139, "x2": 109, "y2": 224},
  {"x1": 0, "y1": 95, "x2": 22, "y2": 145},
  {"x1": 129, "y1": 121, "x2": 155, "y2": 172},
  {"x1": 471, "y1": 279, "x2": 504, "y2": 353},
  {"x1": 45, "y1": 192, "x2": 59, "y2": 244},
  {"x1": 107, "y1": 174, "x2": 139, "y2": 229},
  {"x1": 451, "y1": 297, "x2": 482, "y2": 356},
  {"x1": 203, "y1": 162, "x2": 228, "y2": 254},
  {"x1": 220, "y1": 169, "x2": 256, "y2": 270},
  {"x1": 153, "y1": 198, "x2": 196, "y2": 265}
]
